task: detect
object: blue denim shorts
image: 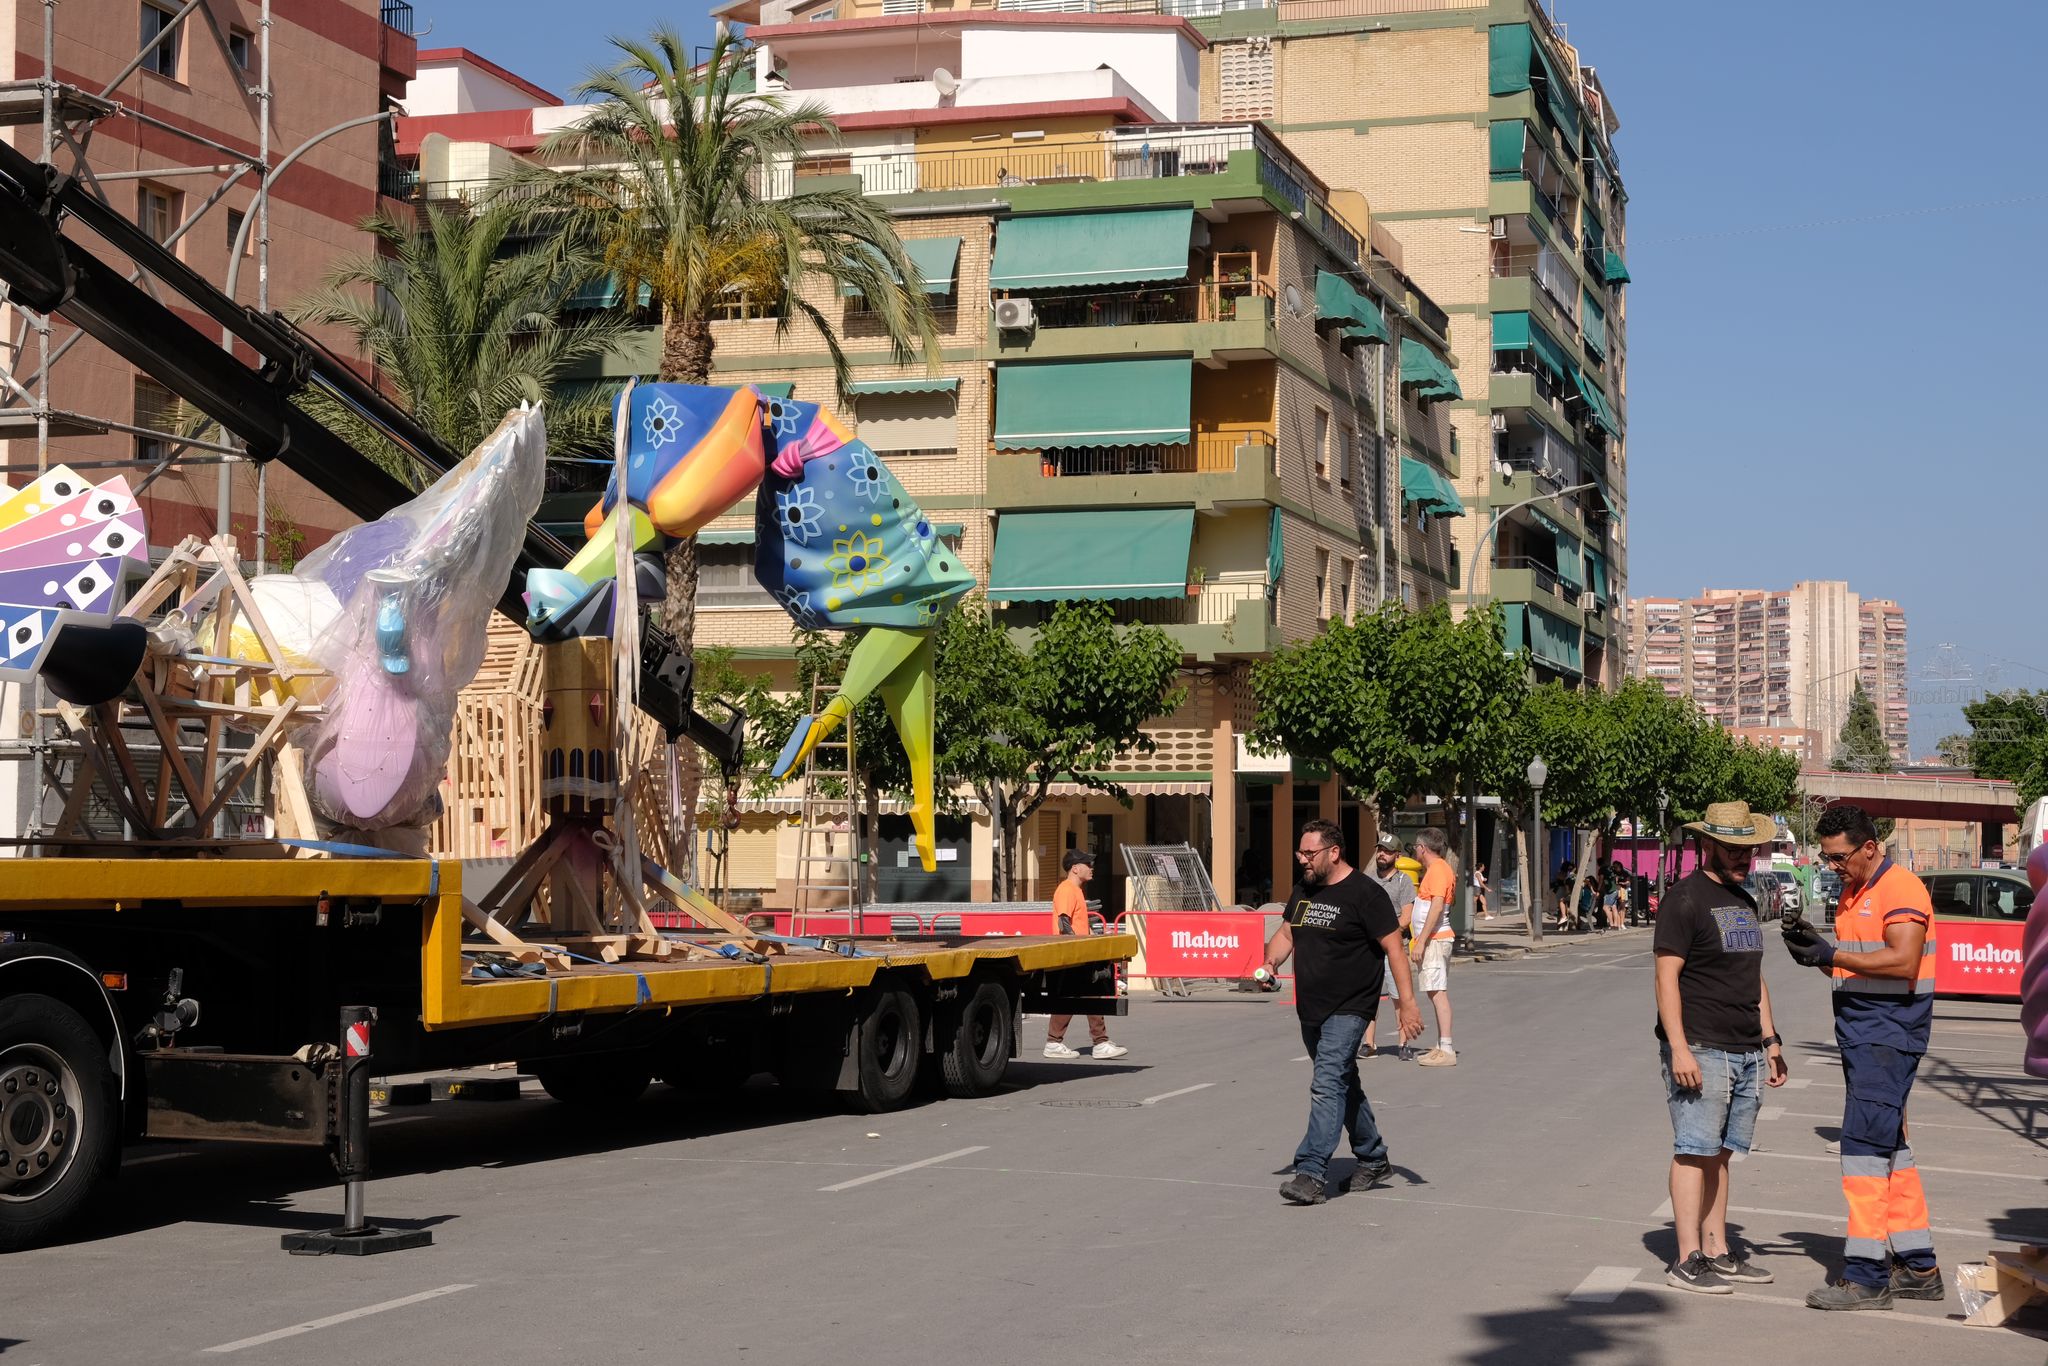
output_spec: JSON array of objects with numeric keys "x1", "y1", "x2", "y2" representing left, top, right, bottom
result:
[{"x1": 1659, "y1": 1044, "x2": 1764, "y2": 1157}]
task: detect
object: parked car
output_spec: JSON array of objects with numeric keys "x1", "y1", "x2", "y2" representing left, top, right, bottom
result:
[
  {"x1": 1924, "y1": 868, "x2": 2031, "y2": 1000},
  {"x1": 1811, "y1": 869, "x2": 1842, "y2": 912},
  {"x1": 1769, "y1": 869, "x2": 1802, "y2": 916},
  {"x1": 1742, "y1": 871, "x2": 1784, "y2": 921}
]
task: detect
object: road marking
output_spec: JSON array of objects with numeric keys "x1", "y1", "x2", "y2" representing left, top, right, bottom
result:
[
  {"x1": 1567, "y1": 1266, "x2": 1640, "y2": 1303},
  {"x1": 1780, "y1": 1077, "x2": 1813, "y2": 1089},
  {"x1": 1291, "y1": 1055, "x2": 1311, "y2": 1062},
  {"x1": 122, "y1": 1150, "x2": 194, "y2": 1166},
  {"x1": 1774, "y1": 1107, "x2": 2043, "y2": 1138},
  {"x1": 203, "y1": 1285, "x2": 474, "y2": 1354},
  {"x1": 1140, "y1": 1083, "x2": 1215, "y2": 1106},
  {"x1": 1747, "y1": 1149, "x2": 2047, "y2": 1181},
  {"x1": 1652, "y1": 1198, "x2": 1673, "y2": 1219},
  {"x1": 1757, "y1": 1105, "x2": 1784, "y2": 1122},
  {"x1": 1724, "y1": 1202, "x2": 2048, "y2": 1242},
  {"x1": 818, "y1": 1145, "x2": 988, "y2": 1192},
  {"x1": 1647, "y1": 1281, "x2": 1966, "y2": 1331}
]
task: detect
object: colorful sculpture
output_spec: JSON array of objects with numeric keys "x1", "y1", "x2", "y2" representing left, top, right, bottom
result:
[
  {"x1": 526, "y1": 384, "x2": 971, "y2": 871},
  {"x1": 2022, "y1": 843, "x2": 2048, "y2": 1077},
  {"x1": 0, "y1": 465, "x2": 150, "y2": 705}
]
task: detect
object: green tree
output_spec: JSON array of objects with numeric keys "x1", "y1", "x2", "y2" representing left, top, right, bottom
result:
[
  {"x1": 290, "y1": 201, "x2": 627, "y2": 484},
  {"x1": 517, "y1": 25, "x2": 940, "y2": 652},
  {"x1": 1831, "y1": 679, "x2": 1894, "y2": 774},
  {"x1": 1935, "y1": 733, "x2": 1975, "y2": 768},
  {"x1": 1958, "y1": 691, "x2": 2048, "y2": 803}
]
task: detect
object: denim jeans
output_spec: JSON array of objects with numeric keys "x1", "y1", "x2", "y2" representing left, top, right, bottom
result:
[
  {"x1": 1293, "y1": 1012, "x2": 1388, "y2": 1181},
  {"x1": 1658, "y1": 1043, "x2": 1764, "y2": 1157}
]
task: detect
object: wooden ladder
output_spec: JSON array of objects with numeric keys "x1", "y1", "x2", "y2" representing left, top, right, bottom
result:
[{"x1": 790, "y1": 677, "x2": 860, "y2": 938}]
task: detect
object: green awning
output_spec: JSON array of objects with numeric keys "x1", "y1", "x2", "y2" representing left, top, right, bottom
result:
[
  {"x1": 699, "y1": 528, "x2": 755, "y2": 546},
  {"x1": 1528, "y1": 320, "x2": 1572, "y2": 383},
  {"x1": 1315, "y1": 270, "x2": 1387, "y2": 347},
  {"x1": 1580, "y1": 204, "x2": 1605, "y2": 257},
  {"x1": 986, "y1": 508, "x2": 1195, "y2": 603},
  {"x1": 845, "y1": 377, "x2": 960, "y2": 395},
  {"x1": 1492, "y1": 310, "x2": 1531, "y2": 351},
  {"x1": 1526, "y1": 602, "x2": 1582, "y2": 672},
  {"x1": 1586, "y1": 548, "x2": 1609, "y2": 599},
  {"x1": 1267, "y1": 505, "x2": 1284, "y2": 588},
  {"x1": 1581, "y1": 290, "x2": 1607, "y2": 360},
  {"x1": 1554, "y1": 530, "x2": 1584, "y2": 590},
  {"x1": 1489, "y1": 24, "x2": 1535, "y2": 95},
  {"x1": 1400, "y1": 454, "x2": 1465, "y2": 518},
  {"x1": 993, "y1": 358, "x2": 1191, "y2": 450},
  {"x1": 1489, "y1": 121, "x2": 1526, "y2": 176},
  {"x1": 1528, "y1": 507, "x2": 1564, "y2": 538},
  {"x1": 1595, "y1": 482, "x2": 1621, "y2": 519},
  {"x1": 1399, "y1": 337, "x2": 1462, "y2": 402},
  {"x1": 1503, "y1": 604, "x2": 1528, "y2": 655},
  {"x1": 841, "y1": 236, "x2": 963, "y2": 296},
  {"x1": 567, "y1": 276, "x2": 653, "y2": 310},
  {"x1": 1531, "y1": 32, "x2": 1581, "y2": 143},
  {"x1": 748, "y1": 381, "x2": 796, "y2": 400},
  {"x1": 1604, "y1": 249, "x2": 1631, "y2": 284},
  {"x1": 1570, "y1": 369, "x2": 1620, "y2": 436},
  {"x1": 989, "y1": 208, "x2": 1192, "y2": 291}
]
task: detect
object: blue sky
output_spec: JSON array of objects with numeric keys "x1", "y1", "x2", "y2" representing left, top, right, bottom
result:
[{"x1": 410, "y1": 1, "x2": 2048, "y2": 752}]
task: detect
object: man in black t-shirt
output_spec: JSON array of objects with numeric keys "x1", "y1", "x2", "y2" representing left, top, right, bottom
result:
[
  {"x1": 1652, "y1": 801, "x2": 1791, "y2": 1294},
  {"x1": 1259, "y1": 819, "x2": 1421, "y2": 1205}
]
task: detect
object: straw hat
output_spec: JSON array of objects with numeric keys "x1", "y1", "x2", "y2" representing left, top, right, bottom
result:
[{"x1": 1683, "y1": 801, "x2": 1776, "y2": 846}]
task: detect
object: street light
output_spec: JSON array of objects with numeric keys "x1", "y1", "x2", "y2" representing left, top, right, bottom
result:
[
  {"x1": 1527, "y1": 755, "x2": 1548, "y2": 943},
  {"x1": 1462, "y1": 483, "x2": 1600, "y2": 610},
  {"x1": 1656, "y1": 787, "x2": 1669, "y2": 894}
]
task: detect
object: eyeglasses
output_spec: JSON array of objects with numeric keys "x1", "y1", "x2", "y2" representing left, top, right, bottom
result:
[
  {"x1": 1295, "y1": 845, "x2": 1330, "y2": 860},
  {"x1": 1819, "y1": 844, "x2": 1869, "y2": 868}
]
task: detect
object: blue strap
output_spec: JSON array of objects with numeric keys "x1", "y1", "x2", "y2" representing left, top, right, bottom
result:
[{"x1": 277, "y1": 838, "x2": 440, "y2": 897}]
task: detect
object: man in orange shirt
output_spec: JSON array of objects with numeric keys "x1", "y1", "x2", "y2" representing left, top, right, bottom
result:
[
  {"x1": 1044, "y1": 849, "x2": 1129, "y2": 1060},
  {"x1": 1410, "y1": 827, "x2": 1459, "y2": 1066}
]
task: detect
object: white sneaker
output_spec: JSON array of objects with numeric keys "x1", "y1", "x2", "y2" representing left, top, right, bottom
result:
[
  {"x1": 1090, "y1": 1041, "x2": 1129, "y2": 1059},
  {"x1": 1043, "y1": 1041, "x2": 1081, "y2": 1059}
]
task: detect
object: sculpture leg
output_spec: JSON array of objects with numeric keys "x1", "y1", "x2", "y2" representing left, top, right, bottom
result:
[
  {"x1": 878, "y1": 632, "x2": 938, "y2": 873},
  {"x1": 769, "y1": 626, "x2": 925, "y2": 779}
]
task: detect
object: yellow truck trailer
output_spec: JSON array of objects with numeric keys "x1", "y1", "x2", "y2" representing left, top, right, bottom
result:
[{"x1": 0, "y1": 853, "x2": 1132, "y2": 1250}]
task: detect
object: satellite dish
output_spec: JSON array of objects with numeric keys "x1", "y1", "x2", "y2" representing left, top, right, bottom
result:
[
  {"x1": 1282, "y1": 283, "x2": 1302, "y2": 317},
  {"x1": 932, "y1": 67, "x2": 959, "y2": 99}
]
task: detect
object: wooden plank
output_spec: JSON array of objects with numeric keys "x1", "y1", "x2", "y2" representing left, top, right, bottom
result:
[
  {"x1": 191, "y1": 696, "x2": 300, "y2": 831},
  {"x1": 1964, "y1": 1254, "x2": 2048, "y2": 1328}
]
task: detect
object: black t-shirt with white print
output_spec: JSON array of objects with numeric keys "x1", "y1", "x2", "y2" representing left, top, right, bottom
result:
[
  {"x1": 1652, "y1": 869, "x2": 1766, "y2": 1050},
  {"x1": 1285, "y1": 869, "x2": 1401, "y2": 1024}
]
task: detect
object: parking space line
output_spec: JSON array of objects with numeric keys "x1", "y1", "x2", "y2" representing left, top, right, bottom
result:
[
  {"x1": 1141, "y1": 1083, "x2": 1215, "y2": 1106},
  {"x1": 818, "y1": 1146, "x2": 988, "y2": 1193},
  {"x1": 1748, "y1": 1149, "x2": 2047, "y2": 1181},
  {"x1": 1724, "y1": 1202, "x2": 2048, "y2": 1242},
  {"x1": 203, "y1": 1284, "x2": 474, "y2": 1354},
  {"x1": 1757, "y1": 1105, "x2": 1784, "y2": 1122},
  {"x1": 1773, "y1": 1107, "x2": 2043, "y2": 1138},
  {"x1": 1567, "y1": 1266, "x2": 1640, "y2": 1303},
  {"x1": 1646, "y1": 1282, "x2": 1965, "y2": 1331}
]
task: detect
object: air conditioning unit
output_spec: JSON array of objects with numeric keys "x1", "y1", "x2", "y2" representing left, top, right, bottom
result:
[
  {"x1": 1490, "y1": 413, "x2": 1508, "y2": 434},
  {"x1": 1190, "y1": 217, "x2": 1212, "y2": 247},
  {"x1": 994, "y1": 297, "x2": 1036, "y2": 332},
  {"x1": 1578, "y1": 591, "x2": 1599, "y2": 611},
  {"x1": 1490, "y1": 216, "x2": 1507, "y2": 239}
]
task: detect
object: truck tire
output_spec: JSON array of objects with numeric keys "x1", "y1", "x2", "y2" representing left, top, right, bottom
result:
[
  {"x1": 939, "y1": 981, "x2": 1013, "y2": 1099},
  {"x1": 848, "y1": 988, "x2": 921, "y2": 1114},
  {"x1": 0, "y1": 994, "x2": 118, "y2": 1252},
  {"x1": 531, "y1": 1056, "x2": 651, "y2": 1109}
]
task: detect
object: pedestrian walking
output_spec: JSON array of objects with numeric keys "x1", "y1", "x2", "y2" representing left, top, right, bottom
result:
[
  {"x1": 1362, "y1": 831, "x2": 1417, "y2": 1060},
  {"x1": 1260, "y1": 819, "x2": 1420, "y2": 1205},
  {"x1": 1043, "y1": 850, "x2": 1128, "y2": 1060},
  {"x1": 1410, "y1": 827, "x2": 1458, "y2": 1065},
  {"x1": 1781, "y1": 804, "x2": 1943, "y2": 1310},
  {"x1": 1474, "y1": 863, "x2": 1494, "y2": 922},
  {"x1": 1652, "y1": 800, "x2": 1789, "y2": 1294}
]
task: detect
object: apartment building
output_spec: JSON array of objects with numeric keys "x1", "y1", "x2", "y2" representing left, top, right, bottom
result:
[
  {"x1": 0, "y1": 0, "x2": 419, "y2": 554},
  {"x1": 1626, "y1": 582, "x2": 1910, "y2": 767},
  {"x1": 396, "y1": 14, "x2": 1462, "y2": 909}
]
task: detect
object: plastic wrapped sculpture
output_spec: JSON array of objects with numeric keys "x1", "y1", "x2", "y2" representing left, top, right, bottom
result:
[
  {"x1": 2022, "y1": 843, "x2": 2048, "y2": 1077},
  {"x1": 526, "y1": 383, "x2": 971, "y2": 871}
]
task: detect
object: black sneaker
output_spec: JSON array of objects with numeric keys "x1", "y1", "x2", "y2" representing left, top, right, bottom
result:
[
  {"x1": 1278, "y1": 1173, "x2": 1328, "y2": 1205},
  {"x1": 1707, "y1": 1253, "x2": 1773, "y2": 1284},
  {"x1": 1888, "y1": 1264, "x2": 1944, "y2": 1301},
  {"x1": 1338, "y1": 1160, "x2": 1392, "y2": 1193},
  {"x1": 1666, "y1": 1251, "x2": 1732, "y2": 1295},
  {"x1": 1805, "y1": 1280, "x2": 1893, "y2": 1311}
]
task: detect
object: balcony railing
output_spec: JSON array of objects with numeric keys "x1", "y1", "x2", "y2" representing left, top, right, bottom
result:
[
  {"x1": 1026, "y1": 429, "x2": 1272, "y2": 478},
  {"x1": 1000, "y1": 577, "x2": 1271, "y2": 629},
  {"x1": 1022, "y1": 281, "x2": 1271, "y2": 329},
  {"x1": 1496, "y1": 554, "x2": 1573, "y2": 604},
  {"x1": 379, "y1": 0, "x2": 415, "y2": 34},
  {"x1": 378, "y1": 161, "x2": 418, "y2": 201}
]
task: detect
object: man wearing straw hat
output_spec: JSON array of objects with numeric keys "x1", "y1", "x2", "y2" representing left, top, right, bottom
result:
[{"x1": 1653, "y1": 801, "x2": 1790, "y2": 1294}]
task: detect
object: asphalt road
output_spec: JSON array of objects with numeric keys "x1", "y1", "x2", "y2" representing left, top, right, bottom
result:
[{"x1": 8, "y1": 928, "x2": 2047, "y2": 1364}]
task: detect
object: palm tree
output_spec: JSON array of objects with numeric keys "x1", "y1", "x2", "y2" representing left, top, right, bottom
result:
[
  {"x1": 291, "y1": 198, "x2": 629, "y2": 484},
  {"x1": 511, "y1": 23, "x2": 941, "y2": 649}
]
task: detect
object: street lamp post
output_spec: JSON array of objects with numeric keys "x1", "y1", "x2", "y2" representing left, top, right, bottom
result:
[
  {"x1": 1527, "y1": 756, "x2": 1548, "y2": 943},
  {"x1": 1655, "y1": 788, "x2": 1669, "y2": 895},
  {"x1": 1462, "y1": 482, "x2": 1600, "y2": 610}
]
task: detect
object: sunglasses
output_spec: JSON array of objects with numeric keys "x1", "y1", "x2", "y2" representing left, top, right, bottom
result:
[{"x1": 1819, "y1": 843, "x2": 1871, "y2": 868}]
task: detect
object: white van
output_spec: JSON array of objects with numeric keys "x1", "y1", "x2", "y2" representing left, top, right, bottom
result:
[{"x1": 2019, "y1": 798, "x2": 2048, "y2": 863}]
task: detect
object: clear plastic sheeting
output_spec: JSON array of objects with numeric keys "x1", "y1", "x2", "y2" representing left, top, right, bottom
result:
[{"x1": 288, "y1": 405, "x2": 547, "y2": 829}]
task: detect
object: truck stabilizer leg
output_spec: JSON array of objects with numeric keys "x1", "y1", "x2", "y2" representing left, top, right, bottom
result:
[{"x1": 282, "y1": 1006, "x2": 432, "y2": 1257}]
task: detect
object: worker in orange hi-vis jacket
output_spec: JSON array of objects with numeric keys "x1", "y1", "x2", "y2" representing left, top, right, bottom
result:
[
  {"x1": 1043, "y1": 849, "x2": 1128, "y2": 1062},
  {"x1": 1783, "y1": 804, "x2": 1943, "y2": 1312}
]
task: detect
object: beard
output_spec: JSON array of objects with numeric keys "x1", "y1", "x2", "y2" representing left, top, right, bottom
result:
[{"x1": 1303, "y1": 865, "x2": 1327, "y2": 889}]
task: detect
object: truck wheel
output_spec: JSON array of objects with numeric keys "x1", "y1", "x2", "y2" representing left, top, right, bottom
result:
[
  {"x1": 940, "y1": 981, "x2": 1014, "y2": 1099},
  {"x1": 0, "y1": 994, "x2": 118, "y2": 1252},
  {"x1": 849, "y1": 988, "x2": 921, "y2": 1114},
  {"x1": 531, "y1": 1056, "x2": 651, "y2": 1109}
]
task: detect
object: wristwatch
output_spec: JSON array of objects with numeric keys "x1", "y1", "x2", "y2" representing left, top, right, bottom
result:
[{"x1": 1762, "y1": 1034, "x2": 1782, "y2": 1048}]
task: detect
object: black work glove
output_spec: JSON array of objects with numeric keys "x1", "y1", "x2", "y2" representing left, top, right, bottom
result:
[{"x1": 1781, "y1": 915, "x2": 1835, "y2": 970}]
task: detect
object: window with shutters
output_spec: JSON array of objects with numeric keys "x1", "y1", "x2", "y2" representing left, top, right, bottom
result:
[
  {"x1": 1218, "y1": 40, "x2": 1274, "y2": 121},
  {"x1": 699, "y1": 543, "x2": 776, "y2": 609},
  {"x1": 134, "y1": 376, "x2": 179, "y2": 463},
  {"x1": 854, "y1": 391, "x2": 957, "y2": 458}
]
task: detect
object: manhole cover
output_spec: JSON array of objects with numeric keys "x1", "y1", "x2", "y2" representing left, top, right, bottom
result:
[{"x1": 1039, "y1": 1099, "x2": 1144, "y2": 1109}]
